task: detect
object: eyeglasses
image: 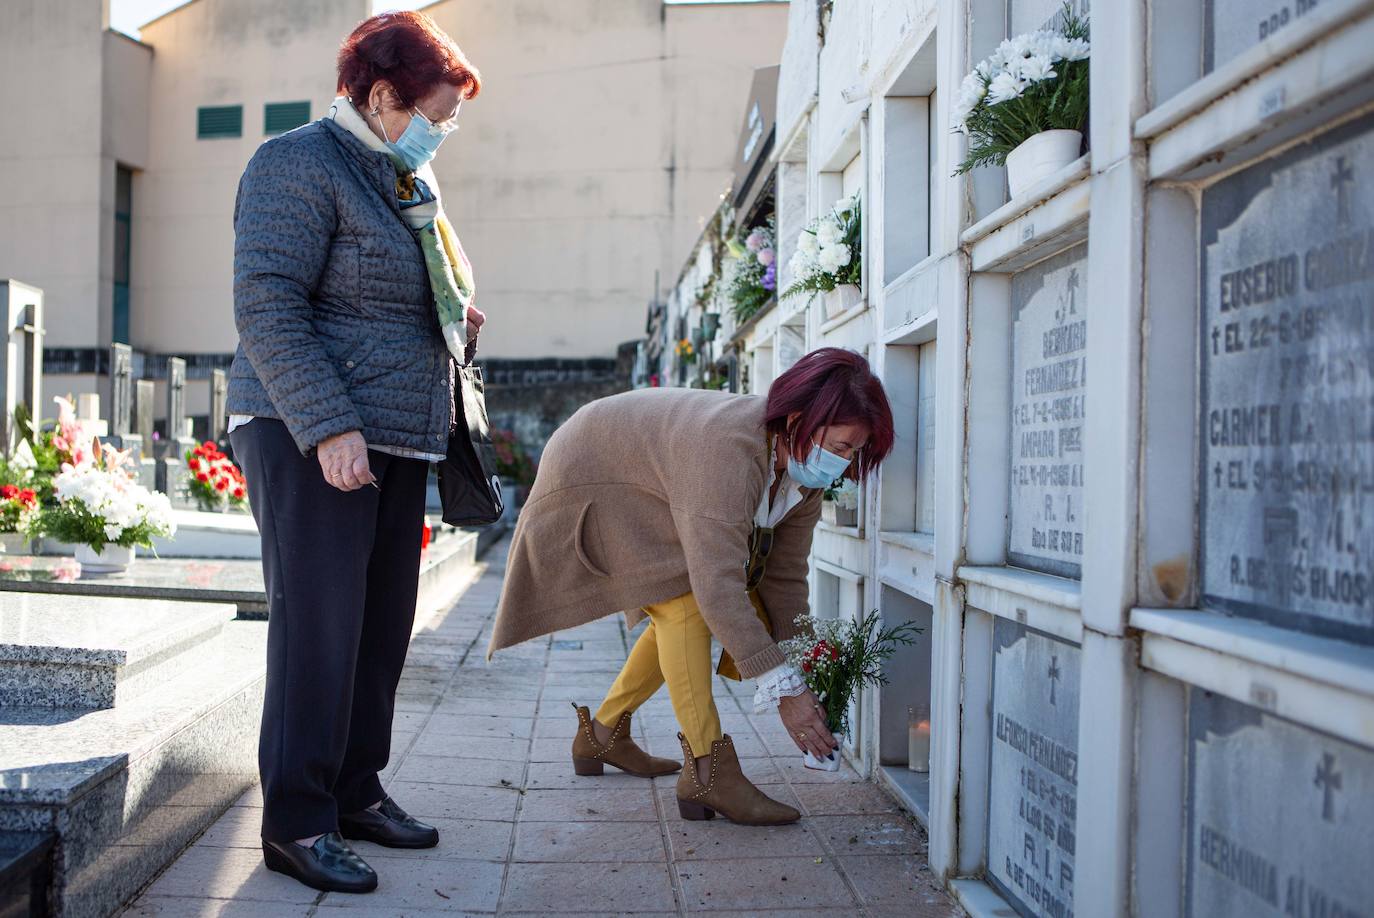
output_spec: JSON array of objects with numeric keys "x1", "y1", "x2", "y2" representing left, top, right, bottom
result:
[{"x1": 412, "y1": 99, "x2": 462, "y2": 134}]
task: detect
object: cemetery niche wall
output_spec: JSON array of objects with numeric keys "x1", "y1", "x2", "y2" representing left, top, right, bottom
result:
[{"x1": 1199, "y1": 111, "x2": 1374, "y2": 645}]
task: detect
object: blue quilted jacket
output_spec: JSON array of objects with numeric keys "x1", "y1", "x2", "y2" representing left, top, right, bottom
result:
[{"x1": 227, "y1": 119, "x2": 453, "y2": 456}]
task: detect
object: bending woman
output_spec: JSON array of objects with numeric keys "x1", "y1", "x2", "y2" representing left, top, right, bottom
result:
[{"x1": 489, "y1": 348, "x2": 893, "y2": 825}]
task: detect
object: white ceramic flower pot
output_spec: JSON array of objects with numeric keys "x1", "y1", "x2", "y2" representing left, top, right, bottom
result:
[
  {"x1": 1005, "y1": 129, "x2": 1083, "y2": 198},
  {"x1": 821, "y1": 284, "x2": 862, "y2": 321},
  {"x1": 0, "y1": 532, "x2": 29, "y2": 554},
  {"x1": 821, "y1": 502, "x2": 858, "y2": 528},
  {"x1": 75, "y1": 543, "x2": 135, "y2": 575},
  {"x1": 803, "y1": 733, "x2": 845, "y2": 772}
]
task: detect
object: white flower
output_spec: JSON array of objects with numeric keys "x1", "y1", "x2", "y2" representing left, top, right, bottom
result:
[
  {"x1": 797, "y1": 230, "x2": 819, "y2": 256},
  {"x1": 817, "y1": 243, "x2": 852, "y2": 274},
  {"x1": 816, "y1": 219, "x2": 841, "y2": 248},
  {"x1": 831, "y1": 479, "x2": 859, "y2": 510},
  {"x1": 954, "y1": 72, "x2": 988, "y2": 124},
  {"x1": 975, "y1": 57, "x2": 996, "y2": 80},
  {"x1": 987, "y1": 71, "x2": 1027, "y2": 104},
  {"x1": 1054, "y1": 36, "x2": 1090, "y2": 61},
  {"x1": 1014, "y1": 54, "x2": 1057, "y2": 84}
]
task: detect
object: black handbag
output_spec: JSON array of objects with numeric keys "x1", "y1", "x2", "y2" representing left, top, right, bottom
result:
[{"x1": 437, "y1": 359, "x2": 505, "y2": 526}]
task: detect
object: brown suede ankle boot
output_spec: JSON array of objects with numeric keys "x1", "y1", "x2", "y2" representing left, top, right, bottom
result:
[
  {"x1": 570, "y1": 704, "x2": 682, "y2": 778},
  {"x1": 675, "y1": 733, "x2": 800, "y2": 826}
]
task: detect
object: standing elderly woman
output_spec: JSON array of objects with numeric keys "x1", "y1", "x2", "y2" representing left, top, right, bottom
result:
[
  {"x1": 227, "y1": 12, "x2": 484, "y2": 894},
  {"x1": 490, "y1": 348, "x2": 894, "y2": 825}
]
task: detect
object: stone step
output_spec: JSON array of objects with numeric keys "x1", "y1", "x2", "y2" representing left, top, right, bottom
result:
[
  {"x1": 0, "y1": 619, "x2": 266, "y2": 918},
  {"x1": 0, "y1": 594, "x2": 235, "y2": 709}
]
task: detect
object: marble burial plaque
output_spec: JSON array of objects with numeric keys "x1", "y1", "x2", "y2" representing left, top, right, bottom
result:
[
  {"x1": 1204, "y1": 0, "x2": 1355, "y2": 75},
  {"x1": 988, "y1": 618, "x2": 1079, "y2": 918},
  {"x1": 1010, "y1": 243, "x2": 1087, "y2": 579},
  {"x1": 1009, "y1": 0, "x2": 1089, "y2": 36},
  {"x1": 1187, "y1": 690, "x2": 1374, "y2": 917},
  {"x1": 1199, "y1": 113, "x2": 1374, "y2": 644}
]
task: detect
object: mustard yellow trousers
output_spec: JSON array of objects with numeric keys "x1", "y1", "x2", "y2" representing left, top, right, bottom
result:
[{"x1": 596, "y1": 591, "x2": 766, "y2": 758}]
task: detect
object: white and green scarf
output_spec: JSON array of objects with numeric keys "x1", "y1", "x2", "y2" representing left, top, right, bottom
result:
[{"x1": 329, "y1": 97, "x2": 473, "y2": 363}]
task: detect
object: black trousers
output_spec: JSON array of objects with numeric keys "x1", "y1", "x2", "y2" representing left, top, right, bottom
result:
[{"x1": 232, "y1": 418, "x2": 430, "y2": 843}]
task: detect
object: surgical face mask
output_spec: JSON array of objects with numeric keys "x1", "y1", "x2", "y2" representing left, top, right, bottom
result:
[
  {"x1": 787, "y1": 442, "x2": 852, "y2": 490},
  {"x1": 380, "y1": 106, "x2": 457, "y2": 172}
]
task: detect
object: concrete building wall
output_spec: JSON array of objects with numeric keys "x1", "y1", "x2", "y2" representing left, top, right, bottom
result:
[
  {"x1": 423, "y1": 0, "x2": 787, "y2": 360},
  {"x1": 0, "y1": 0, "x2": 108, "y2": 350},
  {"x1": 134, "y1": 0, "x2": 371, "y2": 356}
]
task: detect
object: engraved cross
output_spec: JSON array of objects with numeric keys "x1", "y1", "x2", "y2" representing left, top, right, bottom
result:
[
  {"x1": 1331, "y1": 156, "x2": 1354, "y2": 224},
  {"x1": 1314, "y1": 751, "x2": 1342, "y2": 822},
  {"x1": 1048, "y1": 655, "x2": 1061, "y2": 706}
]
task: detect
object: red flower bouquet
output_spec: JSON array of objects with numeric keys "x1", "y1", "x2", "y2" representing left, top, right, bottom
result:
[{"x1": 185, "y1": 441, "x2": 248, "y2": 512}]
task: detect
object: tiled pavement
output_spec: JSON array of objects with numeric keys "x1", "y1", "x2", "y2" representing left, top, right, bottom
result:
[{"x1": 123, "y1": 538, "x2": 963, "y2": 917}]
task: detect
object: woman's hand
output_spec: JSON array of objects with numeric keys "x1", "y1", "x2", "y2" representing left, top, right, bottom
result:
[
  {"x1": 317, "y1": 431, "x2": 376, "y2": 492},
  {"x1": 777, "y1": 688, "x2": 837, "y2": 760}
]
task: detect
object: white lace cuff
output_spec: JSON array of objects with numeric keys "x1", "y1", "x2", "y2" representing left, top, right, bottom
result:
[{"x1": 752, "y1": 663, "x2": 809, "y2": 712}]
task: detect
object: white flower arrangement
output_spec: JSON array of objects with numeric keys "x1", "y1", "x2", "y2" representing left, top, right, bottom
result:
[
  {"x1": 28, "y1": 441, "x2": 175, "y2": 552},
  {"x1": 953, "y1": 5, "x2": 1089, "y2": 175},
  {"x1": 782, "y1": 192, "x2": 862, "y2": 300}
]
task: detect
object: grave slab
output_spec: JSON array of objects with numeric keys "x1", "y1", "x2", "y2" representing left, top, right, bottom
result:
[{"x1": 0, "y1": 593, "x2": 234, "y2": 708}]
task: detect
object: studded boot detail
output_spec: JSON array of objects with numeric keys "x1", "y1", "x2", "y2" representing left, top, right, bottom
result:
[
  {"x1": 570, "y1": 704, "x2": 682, "y2": 778},
  {"x1": 674, "y1": 733, "x2": 800, "y2": 826}
]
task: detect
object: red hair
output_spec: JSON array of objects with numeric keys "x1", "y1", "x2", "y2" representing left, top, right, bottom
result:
[
  {"x1": 337, "y1": 11, "x2": 482, "y2": 111},
  {"x1": 765, "y1": 348, "x2": 894, "y2": 481}
]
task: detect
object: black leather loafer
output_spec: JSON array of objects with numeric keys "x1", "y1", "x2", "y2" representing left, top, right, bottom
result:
[
  {"x1": 262, "y1": 832, "x2": 377, "y2": 894},
  {"x1": 339, "y1": 795, "x2": 440, "y2": 849}
]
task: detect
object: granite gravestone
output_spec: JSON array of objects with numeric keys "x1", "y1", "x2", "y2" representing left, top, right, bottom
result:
[
  {"x1": 156, "y1": 358, "x2": 196, "y2": 507},
  {"x1": 1203, "y1": 0, "x2": 1350, "y2": 74},
  {"x1": 1186, "y1": 690, "x2": 1374, "y2": 917},
  {"x1": 987, "y1": 617, "x2": 1079, "y2": 918},
  {"x1": 1009, "y1": 0, "x2": 1090, "y2": 36},
  {"x1": 1010, "y1": 243, "x2": 1088, "y2": 578},
  {"x1": 105, "y1": 344, "x2": 145, "y2": 467},
  {"x1": 1199, "y1": 112, "x2": 1374, "y2": 645},
  {"x1": 132, "y1": 379, "x2": 157, "y2": 492},
  {"x1": 209, "y1": 368, "x2": 227, "y2": 445},
  {"x1": 0, "y1": 280, "x2": 43, "y2": 453}
]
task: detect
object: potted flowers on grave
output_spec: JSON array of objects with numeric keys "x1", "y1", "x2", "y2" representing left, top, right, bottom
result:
[
  {"x1": 783, "y1": 192, "x2": 862, "y2": 321},
  {"x1": 953, "y1": 4, "x2": 1090, "y2": 198},
  {"x1": 726, "y1": 222, "x2": 777, "y2": 324},
  {"x1": 821, "y1": 477, "x2": 859, "y2": 527},
  {"x1": 781, "y1": 610, "x2": 922, "y2": 771},
  {"x1": 674, "y1": 337, "x2": 697, "y2": 365},
  {"x1": 0, "y1": 484, "x2": 39, "y2": 553},
  {"x1": 28, "y1": 437, "x2": 175, "y2": 575},
  {"x1": 185, "y1": 440, "x2": 248, "y2": 512}
]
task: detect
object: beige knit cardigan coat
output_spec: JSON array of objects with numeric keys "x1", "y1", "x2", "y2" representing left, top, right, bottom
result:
[{"x1": 488, "y1": 387, "x2": 822, "y2": 679}]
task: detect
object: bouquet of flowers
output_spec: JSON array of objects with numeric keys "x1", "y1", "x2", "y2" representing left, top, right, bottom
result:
[
  {"x1": 675, "y1": 338, "x2": 697, "y2": 364},
  {"x1": 726, "y1": 222, "x2": 777, "y2": 323},
  {"x1": 823, "y1": 478, "x2": 859, "y2": 509},
  {"x1": 952, "y1": 6, "x2": 1090, "y2": 175},
  {"x1": 781, "y1": 610, "x2": 921, "y2": 768},
  {"x1": 186, "y1": 440, "x2": 248, "y2": 511},
  {"x1": 29, "y1": 439, "x2": 175, "y2": 554},
  {"x1": 491, "y1": 428, "x2": 538, "y2": 487},
  {"x1": 782, "y1": 193, "x2": 862, "y2": 300},
  {"x1": 0, "y1": 484, "x2": 39, "y2": 535}
]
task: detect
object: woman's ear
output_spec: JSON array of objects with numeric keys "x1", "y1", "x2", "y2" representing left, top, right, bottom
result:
[{"x1": 366, "y1": 80, "x2": 393, "y2": 115}]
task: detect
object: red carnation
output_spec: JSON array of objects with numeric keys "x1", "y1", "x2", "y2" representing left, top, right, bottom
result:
[
  {"x1": 0, "y1": 485, "x2": 16, "y2": 499},
  {"x1": 215, "y1": 480, "x2": 229, "y2": 492},
  {"x1": 188, "y1": 458, "x2": 200, "y2": 471},
  {"x1": 196, "y1": 472, "x2": 210, "y2": 483},
  {"x1": 233, "y1": 487, "x2": 246, "y2": 500},
  {"x1": 802, "y1": 661, "x2": 812, "y2": 673}
]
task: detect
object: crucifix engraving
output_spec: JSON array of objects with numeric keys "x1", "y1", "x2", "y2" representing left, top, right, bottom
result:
[
  {"x1": 1332, "y1": 156, "x2": 1354, "y2": 225},
  {"x1": 1314, "y1": 752, "x2": 1342, "y2": 822},
  {"x1": 1048, "y1": 655, "x2": 1061, "y2": 706}
]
